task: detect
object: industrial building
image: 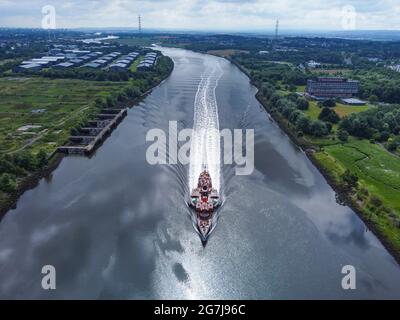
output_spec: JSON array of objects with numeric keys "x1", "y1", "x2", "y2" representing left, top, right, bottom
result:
[
  {"x1": 137, "y1": 62, "x2": 153, "y2": 70},
  {"x1": 14, "y1": 48, "x2": 150, "y2": 73},
  {"x1": 341, "y1": 98, "x2": 366, "y2": 105},
  {"x1": 137, "y1": 52, "x2": 158, "y2": 70},
  {"x1": 53, "y1": 62, "x2": 75, "y2": 69},
  {"x1": 16, "y1": 55, "x2": 65, "y2": 71},
  {"x1": 108, "y1": 52, "x2": 139, "y2": 71},
  {"x1": 306, "y1": 77, "x2": 359, "y2": 99},
  {"x1": 15, "y1": 63, "x2": 42, "y2": 72},
  {"x1": 82, "y1": 62, "x2": 101, "y2": 68},
  {"x1": 69, "y1": 59, "x2": 84, "y2": 65},
  {"x1": 79, "y1": 55, "x2": 92, "y2": 61},
  {"x1": 109, "y1": 63, "x2": 128, "y2": 72}
]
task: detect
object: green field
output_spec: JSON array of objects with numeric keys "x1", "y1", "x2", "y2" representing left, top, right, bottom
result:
[
  {"x1": 129, "y1": 56, "x2": 144, "y2": 72},
  {"x1": 319, "y1": 139, "x2": 400, "y2": 213},
  {"x1": 313, "y1": 138, "x2": 400, "y2": 250},
  {"x1": 0, "y1": 59, "x2": 16, "y2": 66},
  {"x1": 305, "y1": 100, "x2": 371, "y2": 120},
  {"x1": 0, "y1": 77, "x2": 127, "y2": 154}
]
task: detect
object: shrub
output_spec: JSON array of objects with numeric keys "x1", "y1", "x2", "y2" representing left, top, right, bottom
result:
[
  {"x1": 0, "y1": 173, "x2": 16, "y2": 193},
  {"x1": 337, "y1": 129, "x2": 349, "y2": 142}
]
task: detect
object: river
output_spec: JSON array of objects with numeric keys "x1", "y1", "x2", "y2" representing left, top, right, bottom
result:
[{"x1": 1, "y1": 47, "x2": 400, "y2": 299}]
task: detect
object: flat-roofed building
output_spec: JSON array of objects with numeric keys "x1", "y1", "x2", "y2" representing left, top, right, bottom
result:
[
  {"x1": 64, "y1": 49, "x2": 90, "y2": 55},
  {"x1": 65, "y1": 53, "x2": 77, "y2": 59},
  {"x1": 107, "y1": 53, "x2": 119, "y2": 58},
  {"x1": 69, "y1": 59, "x2": 83, "y2": 65},
  {"x1": 15, "y1": 63, "x2": 42, "y2": 72},
  {"x1": 82, "y1": 62, "x2": 101, "y2": 68},
  {"x1": 80, "y1": 55, "x2": 92, "y2": 61},
  {"x1": 53, "y1": 62, "x2": 74, "y2": 68},
  {"x1": 72, "y1": 50, "x2": 91, "y2": 55},
  {"x1": 117, "y1": 59, "x2": 132, "y2": 64},
  {"x1": 109, "y1": 63, "x2": 128, "y2": 71},
  {"x1": 341, "y1": 98, "x2": 367, "y2": 105},
  {"x1": 144, "y1": 58, "x2": 155, "y2": 64},
  {"x1": 40, "y1": 56, "x2": 65, "y2": 61},
  {"x1": 137, "y1": 62, "x2": 153, "y2": 70},
  {"x1": 92, "y1": 59, "x2": 108, "y2": 66},
  {"x1": 22, "y1": 60, "x2": 51, "y2": 67},
  {"x1": 306, "y1": 77, "x2": 359, "y2": 99}
]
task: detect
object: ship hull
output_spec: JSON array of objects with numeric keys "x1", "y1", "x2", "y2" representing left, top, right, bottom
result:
[{"x1": 189, "y1": 170, "x2": 220, "y2": 242}]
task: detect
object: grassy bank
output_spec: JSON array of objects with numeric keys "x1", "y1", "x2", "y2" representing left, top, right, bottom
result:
[
  {"x1": 0, "y1": 77, "x2": 126, "y2": 154},
  {"x1": 230, "y1": 56, "x2": 400, "y2": 263},
  {"x1": 0, "y1": 55, "x2": 174, "y2": 217}
]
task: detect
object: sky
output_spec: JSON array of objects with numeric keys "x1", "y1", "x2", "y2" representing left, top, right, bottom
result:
[{"x1": 0, "y1": 0, "x2": 400, "y2": 31}]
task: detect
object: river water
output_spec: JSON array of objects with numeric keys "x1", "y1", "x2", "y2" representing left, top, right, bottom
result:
[{"x1": 1, "y1": 47, "x2": 400, "y2": 299}]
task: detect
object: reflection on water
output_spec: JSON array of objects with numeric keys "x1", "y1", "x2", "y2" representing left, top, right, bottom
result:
[{"x1": 0, "y1": 47, "x2": 399, "y2": 299}]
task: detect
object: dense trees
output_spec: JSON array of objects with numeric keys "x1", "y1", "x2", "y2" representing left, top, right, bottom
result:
[
  {"x1": 318, "y1": 107, "x2": 340, "y2": 123},
  {"x1": 341, "y1": 169, "x2": 359, "y2": 190},
  {"x1": 243, "y1": 57, "x2": 331, "y2": 138},
  {"x1": 266, "y1": 94, "x2": 330, "y2": 137},
  {"x1": 339, "y1": 104, "x2": 400, "y2": 141},
  {"x1": 355, "y1": 69, "x2": 400, "y2": 104},
  {"x1": 309, "y1": 120, "x2": 329, "y2": 137},
  {"x1": 320, "y1": 99, "x2": 336, "y2": 108},
  {"x1": 386, "y1": 137, "x2": 400, "y2": 151},
  {"x1": 296, "y1": 98, "x2": 309, "y2": 110},
  {"x1": 233, "y1": 47, "x2": 399, "y2": 149},
  {"x1": 0, "y1": 150, "x2": 49, "y2": 193},
  {"x1": 0, "y1": 174, "x2": 16, "y2": 193},
  {"x1": 295, "y1": 114, "x2": 311, "y2": 133},
  {"x1": 337, "y1": 129, "x2": 349, "y2": 142}
]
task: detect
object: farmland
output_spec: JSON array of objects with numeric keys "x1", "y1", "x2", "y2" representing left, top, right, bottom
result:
[{"x1": 315, "y1": 138, "x2": 400, "y2": 213}]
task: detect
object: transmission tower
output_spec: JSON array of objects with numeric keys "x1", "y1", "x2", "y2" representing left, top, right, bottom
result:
[
  {"x1": 138, "y1": 15, "x2": 142, "y2": 33},
  {"x1": 275, "y1": 19, "x2": 279, "y2": 42}
]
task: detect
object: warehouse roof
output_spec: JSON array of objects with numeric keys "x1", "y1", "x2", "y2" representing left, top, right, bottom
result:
[
  {"x1": 19, "y1": 63, "x2": 42, "y2": 69},
  {"x1": 54, "y1": 62, "x2": 74, "y2": 68},
  {"x1": 82, "y1": 62, "x2": 101, "y2": 68},
  {"x1": 110, "y1": 63, "x2": 127, "y2": 68}
]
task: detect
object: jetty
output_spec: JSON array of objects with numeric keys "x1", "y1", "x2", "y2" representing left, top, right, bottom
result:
[{"x1": 58, "y1": 108, "x2": 128, "y2": 155}]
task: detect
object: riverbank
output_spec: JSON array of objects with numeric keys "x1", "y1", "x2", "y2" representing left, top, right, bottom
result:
[
  {"x1": 0, "y1": 152, "x2": 63, "y2": 219},
  {"x1": 226, "y1": 57, "x2": 400, "y2": 265},
  {"x1": 0, "y1": 56, "x2": 174, "y2": 219},
  {"x1": 255, "y1": 90, "x2": 400, "y2": 264}
]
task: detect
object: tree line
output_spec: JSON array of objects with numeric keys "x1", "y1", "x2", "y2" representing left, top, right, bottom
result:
[
  {"x1": 0, "y1": 150, "x2": 47, "y2": 193},
  {"x1": 340, "y1": 104, "x2": 400, "y2": 150}
]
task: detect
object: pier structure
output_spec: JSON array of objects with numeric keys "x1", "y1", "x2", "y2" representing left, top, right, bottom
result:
[{"x1": 58, "y1": 108, "x2": 128, "y2": 155}]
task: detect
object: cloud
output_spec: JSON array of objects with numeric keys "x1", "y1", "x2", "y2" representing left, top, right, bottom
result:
[{"x1": 0, "y1": 0, "x2": 399, "y2": 30}]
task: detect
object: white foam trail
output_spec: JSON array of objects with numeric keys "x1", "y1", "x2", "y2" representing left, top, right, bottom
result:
[{"x1": 189, "y1": 61, "x2": 223, "y2": 192}]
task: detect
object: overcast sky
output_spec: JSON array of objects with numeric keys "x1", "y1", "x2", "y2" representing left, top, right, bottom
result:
[{"x1": 0, "y1": 0, "x2": 400, "y2": 31}]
